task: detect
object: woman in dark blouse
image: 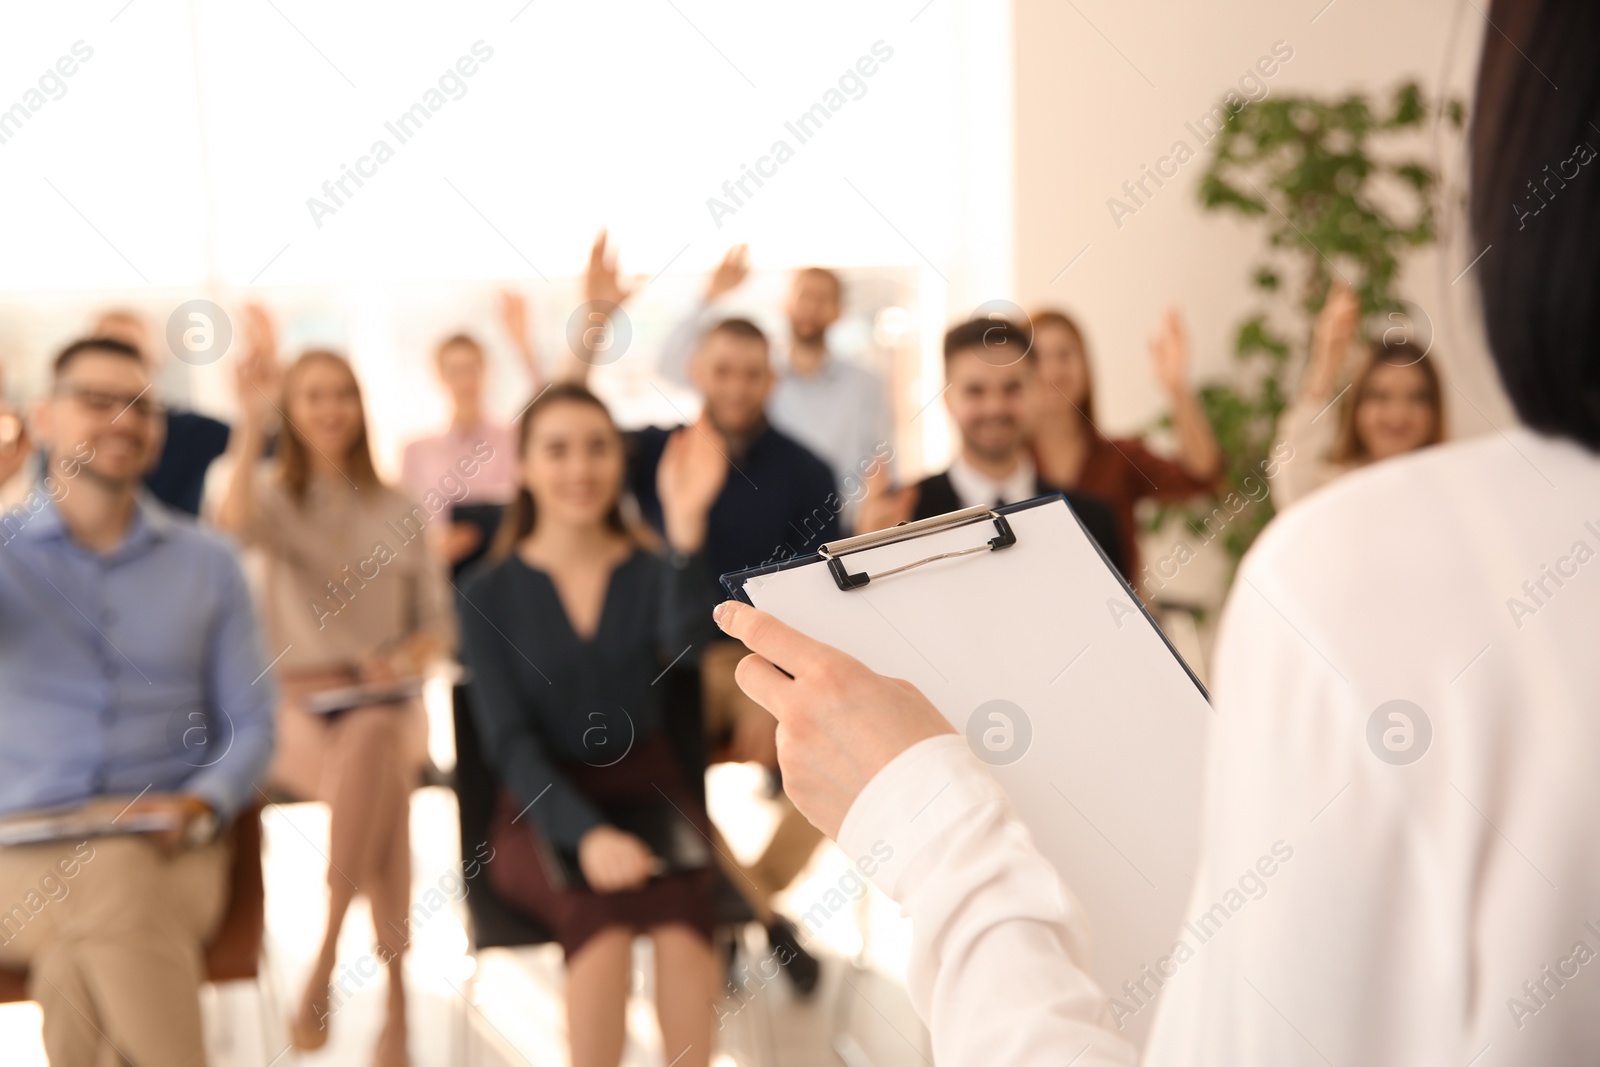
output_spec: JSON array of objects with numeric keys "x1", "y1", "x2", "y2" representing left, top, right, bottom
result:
[
  {"x1": 460, "y1": 383, "x2": 725, "y2": 1067},
  {"x1": 1029, "y1": 308, "x2": 1222, "y2": 584}
]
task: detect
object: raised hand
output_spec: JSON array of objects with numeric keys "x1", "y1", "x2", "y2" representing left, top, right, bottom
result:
[
  {"x1": 499, "y1": 289, "x2": 529, "y2": 339},
  {"x1": 1148, "y1": 306, "x2": 1191, "y2": 396},
  {"x1": 240, "y1": 303, "x2": 278, "y2": 368},
  {"x1": 232, "y1": 338, "x2": 280, "y2": 433},
  {"x1": 1305, "y1": 281, "x2": 1362, "y2": 398},
  {"x1": 499, "y1": 289, "x2": 542, "y2": 382},
  {"x1": 657, "y1": 417, "x2": 728, "y2": 554},
  {"x1": 705, "y1": 244, "x2": 750, "y2": 303},
  {"x1": 584, "y1": 229, "x2": 638, "y2": 309}
]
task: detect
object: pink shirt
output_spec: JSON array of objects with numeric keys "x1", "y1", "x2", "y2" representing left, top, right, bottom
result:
[{"x1": 399, "y1": 423, "x2": 520, "y2": 506}]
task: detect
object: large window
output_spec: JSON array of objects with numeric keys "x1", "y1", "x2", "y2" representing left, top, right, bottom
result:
[{"x1": 1, "y1": 1, "x2": 1009, "y2": 474}]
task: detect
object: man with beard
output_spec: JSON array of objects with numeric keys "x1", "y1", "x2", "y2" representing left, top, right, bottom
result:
[
  {"x1": 0, "y1": 337, "x2": 274, "y2": 1067},
  {"x1": 658, "y1": 245, "x2": 894, "y2": 531},
  {"x1": 866, "y1": 317, "x2": 1126, "y2": 577},
  {"x1": 91, "y1": 308, "x2": 233, "y2": 517}
]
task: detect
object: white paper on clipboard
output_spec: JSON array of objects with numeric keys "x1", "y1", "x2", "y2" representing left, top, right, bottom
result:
[{"x1": 722, "y1": 494, "x2": 1211, "y2": 1047}]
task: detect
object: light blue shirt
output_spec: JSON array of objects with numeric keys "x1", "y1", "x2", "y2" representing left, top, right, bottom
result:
[
  {"x1": 0, "y1": 493, "x2": 275, "y2": 821},
  {"x1": 658, "y1": 301, "x2": 896, "y2": 509}
]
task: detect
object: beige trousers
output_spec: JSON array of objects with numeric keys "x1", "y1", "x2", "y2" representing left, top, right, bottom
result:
[
  {"x1": 0, "y1": 833, "x2": 229, "y2": 1067},
  {"x1": 700, "y1": 639, "x2": 824, "y2": 920}
]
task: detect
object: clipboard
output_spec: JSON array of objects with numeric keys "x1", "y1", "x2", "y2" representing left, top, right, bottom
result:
[
  {"x1": 302, "y1": 677, "x2": 428, "y2": 716},
  {"x1": 721, "y1": 494, "x2": 1210, "y2": 1046},
  {"x1": 0, "y1": 798, "x2": 181, "y2": 847}
]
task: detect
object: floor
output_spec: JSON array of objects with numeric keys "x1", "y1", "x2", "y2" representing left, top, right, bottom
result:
[{"x1": 0, "y1": 720, "x2": 930, "y2": 1067}]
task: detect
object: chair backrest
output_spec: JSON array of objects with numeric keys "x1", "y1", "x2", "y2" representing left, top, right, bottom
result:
[
  {"x1": 451, "y1": 682, "x2": 559, "y2": 949},
  {"x1": 204, "y1": 800, "x2": 265, "y2": 982},
  {"x1": 0, "y1": 800, "x2": 266, "y2": 1003}
]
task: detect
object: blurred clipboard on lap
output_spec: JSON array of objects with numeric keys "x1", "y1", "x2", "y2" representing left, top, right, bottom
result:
[
  {"x1": 302, "y1": 677, "x2": 428, "y2": 716},
  {"x1": 0, "y1": 797, "x2": 181, "y2": 847},
  {"x1": 721, "y1": 494, "x2": 1211, "y2": 1045}
]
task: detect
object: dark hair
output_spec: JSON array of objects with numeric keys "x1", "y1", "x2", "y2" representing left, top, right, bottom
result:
[
  {"x1": 1469, "y1": 0, "x2": 1600, "y2": 450},
  {"x1": 1329, "y1": 339, "x2": 1447, "y2": 464},
  {"x1": 943, "y1": 317, "x2": 1033, "y2": 366},
  {"x1": 52, "y1": 337, "x2": 144, "y2": 379},
  {"x1": 275, "y1": 350, "x2": 383, "y2": 503},
  {"x1": 705, "y1": 317, "x2": 769, "y2": 350},
  {"x1": 1029, "y1": 308, "x2": 1096, "y2": 423},
  {"x1": 489, "y1": 382, "x2": 635, "y2": 560},
  {"x1": 434, "y1": 332, "x2": 484, "y2": 368}
]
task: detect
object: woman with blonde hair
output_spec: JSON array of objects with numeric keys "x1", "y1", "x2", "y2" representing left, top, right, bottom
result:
[
  {"x1": 215, "y1": 346, "x2": 454, "y2": 1067},
  {"x1": 1269, "y1": 281, "x2": 1447, "y2": 508}
]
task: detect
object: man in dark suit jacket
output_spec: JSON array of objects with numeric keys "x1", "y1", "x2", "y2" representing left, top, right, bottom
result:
[{"x1": 866, "y1": 316, "x2": 1127, "y2": 577}]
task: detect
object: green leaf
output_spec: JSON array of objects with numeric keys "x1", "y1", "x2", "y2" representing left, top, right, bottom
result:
[
  {"x1": 1190, "y1": 79, "x2": 1446, "y2": 569},
  {"x1": 1387, "y1": 82, "x2": 1425, "y2": 128}
]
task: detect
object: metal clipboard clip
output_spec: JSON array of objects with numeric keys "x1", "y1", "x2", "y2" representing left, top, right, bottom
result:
[{"x1": 817, "y1": 504, "x2": 1018, "y2": 591}]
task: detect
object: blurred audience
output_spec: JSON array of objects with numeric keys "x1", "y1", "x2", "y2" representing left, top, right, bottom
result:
[
  {"x1": 573, "y1": 231, "x2": 838, "y2": 992},
  {"x1": 657, "y1": 244, "x2": 895, "y2": 532},
  {"x1": 92, "y1": 308, "x2": 232, "y2": 516},
  {"x1": 399, "y1": 292, "x2": 542, "y2": 577},
  {"x1": 1029, "y1": 307, "x2": 1221, "y2": 577},
  {"x1": 213, "y1": 346, "x2": 455, "y2": 1065},
  {"x1": 0, "y1": 337, "x2": 274, "y2": 1067},
  {"x1": 861, "y1": 317, "x2": 1127, "y2": 577},
  {"x1": 459, "y1": 383, "x2": 721, "y2": 1067},
  {"x1": 1270, "y1": 280, "x2": 1446, "y2": 508}
]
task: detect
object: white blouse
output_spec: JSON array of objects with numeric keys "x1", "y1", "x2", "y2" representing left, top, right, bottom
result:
[{"x1": 839, "y1": 426, "x2": 1600, "y2": 1066}]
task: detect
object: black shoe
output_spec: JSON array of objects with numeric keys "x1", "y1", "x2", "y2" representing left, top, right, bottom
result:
[{"x1": 766, "y1": 918, "x2": 820, "y2": 998}]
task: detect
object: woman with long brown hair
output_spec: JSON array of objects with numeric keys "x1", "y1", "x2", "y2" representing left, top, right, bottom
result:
[
  {"x1": 1270, "y1": 280, "x2": 1447, "y2": 507},
  {"x1": 1028, "y1": 307, "x2": 1222, "y2": 580},
  {"x1": 459, "y1": 382, "x2": 723, "y2": 1067},
  {"x1": 215, "y1": 347, "x2": 454, "y2": 1066}
]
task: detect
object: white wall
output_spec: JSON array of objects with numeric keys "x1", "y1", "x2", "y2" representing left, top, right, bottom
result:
[{"x1": 1011, "y1": 0, "x2": 1510, "y2": 439}]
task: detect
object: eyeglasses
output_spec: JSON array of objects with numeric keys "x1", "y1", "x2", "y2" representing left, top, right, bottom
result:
[{"x1": 55, "y1": 384, "x2": 167, "y2": 422}]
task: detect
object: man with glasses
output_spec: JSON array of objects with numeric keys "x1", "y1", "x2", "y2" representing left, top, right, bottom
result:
[
  {"x1": 0, "y1": 337, "x2": 274, "y2": 1067},
  {"x1": 91, "y1": 307, "x2": 234, "y2": 517}
]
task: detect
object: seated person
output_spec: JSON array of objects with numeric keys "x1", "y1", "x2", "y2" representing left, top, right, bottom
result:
[
  {"x1": 861, "y1": 317, "x2": 1127, "y2": 577},
  {"x1": 459, "y1": 383, "x2": 722, "y2": 1067},
  {"x1": 1029, "y1": 307, "x2": 1221, "y2": 579},
  {"x1": 571, "y1": 235, "x2": 842, "y2": 584},
  {"x1": 656, "y1": 247, "x2": 895, "y2": 532},
  {"x1": 400, "y1": 293, "x2": 542, "y2": 577},
  {"x1": 1270, "y1": 281, "x2": 1446, "y2": 508},
  {"x1": 572, "y1": 241, "x2": 841, "y2": 991},
  {"x1": 93, "y1": 308, "x2": 232, "y2": 517},
  {"x1": 214, "y1": 347, "x2": 455, "y2": 1064},
  {"x1": 0, "y1": 337, "x2": 274, "y2": 1067}
]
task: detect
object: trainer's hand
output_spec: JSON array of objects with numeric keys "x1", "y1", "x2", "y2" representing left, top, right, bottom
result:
[{"x1": 713, "y1": 600, "x2": 953, "y2": 838}]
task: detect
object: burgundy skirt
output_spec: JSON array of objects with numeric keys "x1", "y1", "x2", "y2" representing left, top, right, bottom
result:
[{"x1": 487, "y1": 732, "x2": 716, "y2": 958}]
